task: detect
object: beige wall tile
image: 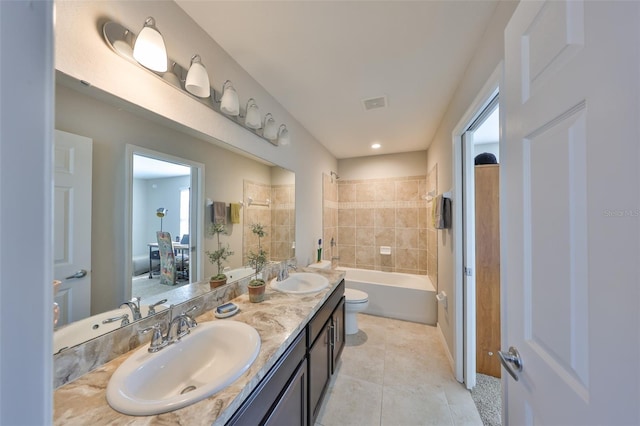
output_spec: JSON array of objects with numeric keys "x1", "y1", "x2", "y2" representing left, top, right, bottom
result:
[
  {"x1": 374, "y1": 208, "x2": 395, "y2": 228},
  {"x1": 396, "y1": 208, "x2": 418, "y2": 228},
  {"x1": 355, "y1": 208, "x2": 374, "y2": 227},
  {"x1": 356, "y1": 182, "x2": 376, "y2": 202},
  {"x1": 396, "y1": 248, "x2": 418, "y2": 270},
  {"x1": 338, "y1": 245, "x2": 355, "y2": 265},
  {"x1": 356, "y1": 245, "x2": 375, "y2": 267},
  {"x1": 338, "y1": 208, "x2": 355, "y2": 227},
  {"x1": 338, "y1": 226, "x2": 356, "y2": 245},
  {"x1": 396, "y1": 228, "x2": 418, "y2": 249},
  {"x1": 356, "y1": 226, "x2": 374, "y2": 247},
  {"x1": 396, "y1": 179, "x2": 420, "y2": 201},
  {"x1": 374, "y1": 228, "x2": 395, "y2": 247},
  {"x1": 338, "y1": 183, "x2": 356, "y2": 202},
  {"x1": 375, "y1": 181, "x2": 395, "y2": 201}
]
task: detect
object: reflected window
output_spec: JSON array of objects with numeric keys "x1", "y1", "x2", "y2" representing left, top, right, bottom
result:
[{"x1": 180, "y1": 187, "x2": 190, "y2": 240}]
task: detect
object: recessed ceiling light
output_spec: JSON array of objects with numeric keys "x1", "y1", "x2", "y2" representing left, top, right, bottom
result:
[{"x1": 371, "y1": 143, "x2": 381, "y2": 149}]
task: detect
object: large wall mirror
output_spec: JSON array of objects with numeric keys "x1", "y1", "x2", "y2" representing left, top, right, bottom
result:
[{"x1": 53, "y1": 72, "x2": 295, "y2": 354}]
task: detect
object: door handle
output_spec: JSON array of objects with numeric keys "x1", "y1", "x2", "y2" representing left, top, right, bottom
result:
[
  {"x1": 498, "y1": 346, "x2": 523, "y2": 381},
  {"x1": 65, "y1": 269, "x2": 87, "y2": 280}
]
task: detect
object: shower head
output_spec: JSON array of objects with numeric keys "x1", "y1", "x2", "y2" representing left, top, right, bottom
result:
[{"x1": 330, "y1": 171, "x2": 340, "y2": 181}]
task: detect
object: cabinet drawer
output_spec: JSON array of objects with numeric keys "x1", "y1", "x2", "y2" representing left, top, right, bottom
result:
[{"x1": 308, "y1": 279, "x2": 344, "y2": 346}]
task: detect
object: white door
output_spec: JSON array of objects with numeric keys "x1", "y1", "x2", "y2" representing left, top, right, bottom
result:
[
  {"x1": 502, "y1": 1, "x2": 640, "y2": 424},
  {"x1": 462, "y1": 131, "x2": 476, "y2": 390},
  {"x1": 54, "y1": 130, "x2": 92, "y2": 326}
]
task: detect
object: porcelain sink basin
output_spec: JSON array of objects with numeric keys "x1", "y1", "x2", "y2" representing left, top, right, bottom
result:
[
  {"x1": 106, "y1": 320, "x2": 261, "y2": 416},
  {"x1": 270, "y1": 272, "x2": 329, "y2": 294}
]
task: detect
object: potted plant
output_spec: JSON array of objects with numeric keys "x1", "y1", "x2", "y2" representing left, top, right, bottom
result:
[
  {"x1": 206, "y1": 223, "x2": 234, "y2": 289},
  {"x1": 246, "y1": 223, "x2": 268, "y2": 302}
]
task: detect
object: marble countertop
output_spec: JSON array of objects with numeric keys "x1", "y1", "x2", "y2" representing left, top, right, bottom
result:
[{"x1": 53, "y1": 268, "x2": 345, "y2": 426}]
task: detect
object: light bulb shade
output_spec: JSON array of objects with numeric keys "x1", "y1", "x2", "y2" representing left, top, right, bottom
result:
[
  {"x1": 245, "y1": 98, "x2": 262, "y2": 129},
  {"x1": 132, "y1": 17, "x2": 167, "y2": 72},
  {"x1": 278, "y1": 124, "x2": 291, "y2": 146},
  {"x1": 220, "y1": 80, "x2": 240, "y2": 116},
  {"x1": 263, "y1": 113, "x2": 278, "y2": 140},
  {"x1": 185, "y1": 55, "x2": 210, "y2": 98},
  {"x1": 156, "y1": 207, "x2": 167, "y2": 218}
]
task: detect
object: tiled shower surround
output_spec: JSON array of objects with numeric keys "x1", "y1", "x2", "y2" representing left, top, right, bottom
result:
[
  {"x1": 243, "y1": 180, "x2": 295, "y2": 264},
  {"x1": 323, "y1": 167, "x2": 438, "y2": 285}
]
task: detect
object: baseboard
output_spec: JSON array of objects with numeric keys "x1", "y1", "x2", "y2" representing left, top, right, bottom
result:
[{"x1": 437, "y1": 322, "x2": 455, "y2": 375}]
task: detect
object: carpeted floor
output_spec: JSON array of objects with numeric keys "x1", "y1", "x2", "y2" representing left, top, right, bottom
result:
[{"x1": 471, "y1": 373, "x2": 502, "y2": 426}]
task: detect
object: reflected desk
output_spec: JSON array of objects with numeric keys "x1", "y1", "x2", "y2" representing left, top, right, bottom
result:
[{"x1": 147, "y1": 242, "x2": 189, "y2": 280}]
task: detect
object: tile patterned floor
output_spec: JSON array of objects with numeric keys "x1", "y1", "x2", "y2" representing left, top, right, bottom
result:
[{"x1": 315, "y1": 314, "x2": 483, "y2": 426}]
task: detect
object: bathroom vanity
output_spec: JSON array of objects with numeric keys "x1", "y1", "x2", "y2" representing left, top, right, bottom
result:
[{"x1": 53, "y1": 268, "x2": 345, "y2": 426}]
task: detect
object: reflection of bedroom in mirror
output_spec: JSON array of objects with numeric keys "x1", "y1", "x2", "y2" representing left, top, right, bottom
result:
[{"x1": 130, "y1": 151, "x2": 202, "y2": 300}]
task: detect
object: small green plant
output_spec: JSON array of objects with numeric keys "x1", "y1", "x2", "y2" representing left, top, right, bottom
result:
[
  {"x1": 206, "y1": 222, "x2": 234, "y2": 280},
  {"x1": 247, "y1": 223, "x2": 268, "y2": 285}
]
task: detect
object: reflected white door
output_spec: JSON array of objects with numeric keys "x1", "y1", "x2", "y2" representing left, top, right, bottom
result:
[
  {"x1": 54, "y1": 130, "x2": 92, "y2": 326},
  {"x1": 502, "y1": 1, "x2": 640, "y2": 424}
]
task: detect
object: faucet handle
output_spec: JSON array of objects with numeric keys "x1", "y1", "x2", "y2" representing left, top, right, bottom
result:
[
  {"x1": 103, "y1": 313, "x2": 130, "y2": 326},
  {"x1": 140, "y1": 323, "x2": 167, "y2": 353},
  {"x1": 148, "y1": 298, "x2": 168, "y2": 316},
  {"x1": 182, "y1": 305, "x2": 198, "y2": 328}
]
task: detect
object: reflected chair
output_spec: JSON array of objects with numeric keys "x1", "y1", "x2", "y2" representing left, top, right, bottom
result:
[{"x1": 156, "y1": 231, "x2": 176, "y2": 285}]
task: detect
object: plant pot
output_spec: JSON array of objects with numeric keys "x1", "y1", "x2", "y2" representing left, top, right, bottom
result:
[
  {"x1": 209, "y1": 277, "x2": 227, "y2": 289},
  {"x1": 248, "y1": 280, "x2": 266, "y2": 303}
]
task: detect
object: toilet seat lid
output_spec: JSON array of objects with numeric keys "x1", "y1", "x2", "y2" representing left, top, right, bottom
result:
[{"x1": 345, "y1": 288, "x2": 368, "y2": 303}]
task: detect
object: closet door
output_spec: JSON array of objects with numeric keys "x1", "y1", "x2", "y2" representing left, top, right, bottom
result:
[{"x1": 475, "y1": 164, "x2": 501, "y2": 378}]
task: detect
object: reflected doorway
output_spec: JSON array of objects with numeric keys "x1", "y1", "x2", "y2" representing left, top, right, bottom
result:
[{"x1": 126, "y1": 146, "x2": 204, "y2": 301}]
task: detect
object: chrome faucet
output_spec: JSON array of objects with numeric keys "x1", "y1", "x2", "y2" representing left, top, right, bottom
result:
[
  {"x1": 120, "y1": 296, "x2": 142, "y2": 320},
  {"x1": 141, "y1": 304, "x2": 198, "y2": 353},
  {"x1": 277, "y1": 260, "x2": 297, "y2": 281},
  {"x1": 103, "y1": 313, "x2": 130, "y2": 326}
]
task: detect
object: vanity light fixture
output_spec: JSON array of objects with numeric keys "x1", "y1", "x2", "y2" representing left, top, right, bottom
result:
[
  {"x1": 244, "y1": 98, "x2": 262, "y2": 129},
  {"x1": 185, "y1": 54, "x2": 211, "y2": 98},
  {"x1": 277, "y1": 124, "x2": 290, "y2": 146},
  {"x1": 132, "y1": 17, "x2": 168, "y2": 72},
  {"x1": 163, "y1": 62, "x2": 182, "y2": 88},
  {"x1": 220, "y1": 80, "x2": 240, "y2": 116},
  {"x1": 263, "y1": 113, "x2": 278, "y2": 140},
  {"x1": 102, "y1": 20, "x2": 280, "y2": 147}
]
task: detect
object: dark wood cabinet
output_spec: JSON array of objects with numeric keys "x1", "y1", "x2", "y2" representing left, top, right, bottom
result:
[
  {"x1": 227, "y1": 279, "x2": 345, "y2": 426},
  {"x1": 331, "y1": 298, "x2": 345, "y2": 374},
  {"x1": 308, "y1": 281, "x2": 345, "y2": 425},
  {"x1": 264, "y1": 359, "x2": 307, "y2": 426}
]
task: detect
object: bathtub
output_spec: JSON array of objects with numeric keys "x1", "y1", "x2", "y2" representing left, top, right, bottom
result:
[{"x1": 337, "y1": 267, "x2": 436, "y2": 325}]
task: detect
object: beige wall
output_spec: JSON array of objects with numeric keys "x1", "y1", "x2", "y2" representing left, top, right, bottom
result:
[
  {"x1": 338, "y1": 151, "x2": 428, "y2": 180},
  {"x1": 425, "y1": 0, "x2": 518, "y2": 357}
]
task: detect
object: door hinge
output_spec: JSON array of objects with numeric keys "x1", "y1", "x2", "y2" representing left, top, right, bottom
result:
[{"x1": 464, "y1": 267, "x2": 473, "y2": 277}]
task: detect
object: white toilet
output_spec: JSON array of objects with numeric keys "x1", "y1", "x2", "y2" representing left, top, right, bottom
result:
[
  {"x1": 344, "y1": 288, "x2": 369, "y2": 335},
  {"x1": 307, "y1": 260, "x2": 369, "y2": 335}
]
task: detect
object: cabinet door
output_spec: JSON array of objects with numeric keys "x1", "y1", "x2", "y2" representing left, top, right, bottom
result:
[
  {"x1": 308, "y1": 322, "x2": 331, "y2": 424},
  {"x1": 331, "y1": 298, "x2": 345, "y2": 374},
  {"x1": 264, "y1": 358, "x2": 307, "y2": 426}
]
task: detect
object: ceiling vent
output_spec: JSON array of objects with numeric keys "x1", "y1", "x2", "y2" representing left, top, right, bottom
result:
[{"x1": 362, "y1": 95, "x2": 387, "y2": 111}]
